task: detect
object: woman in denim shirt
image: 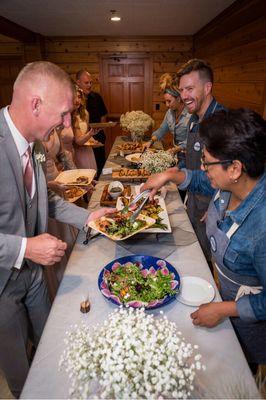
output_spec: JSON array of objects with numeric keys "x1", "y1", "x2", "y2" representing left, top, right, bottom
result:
[
  {"x1": 144, "y1": 73, "x2": 190, "y2": 153},
  {"x1": 142, "y1": 109, "x2": 266, "y2": 368}
]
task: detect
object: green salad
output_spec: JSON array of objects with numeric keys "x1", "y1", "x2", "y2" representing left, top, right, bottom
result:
[
  {"x1": 106, "y1": 219, "x2": 146, "y2": 238},
  {"x1": 106, "y1": 263, "x2": 177, "y2": 303}
]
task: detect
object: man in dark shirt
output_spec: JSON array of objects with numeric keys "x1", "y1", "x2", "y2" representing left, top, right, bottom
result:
[
  {"x1": 177, "y1": 59, "x2": 225, "y2": 261},
  {"x1": 76, "y1": 70, "x2": 108, "y2": 176}
]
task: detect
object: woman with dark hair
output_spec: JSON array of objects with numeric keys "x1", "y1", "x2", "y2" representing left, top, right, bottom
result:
[{"x1": 142, "y1": 109, "x2": 266, "y2": 367}]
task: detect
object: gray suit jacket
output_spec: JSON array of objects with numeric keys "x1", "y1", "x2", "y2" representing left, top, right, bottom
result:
[{"x1": 0, "y1": 108, "x2": 89, "y2": 295}]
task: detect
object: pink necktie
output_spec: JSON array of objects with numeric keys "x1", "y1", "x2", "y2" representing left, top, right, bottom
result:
[{"x1": 23, "y1": 146, "x2": 33, "y2": 197}]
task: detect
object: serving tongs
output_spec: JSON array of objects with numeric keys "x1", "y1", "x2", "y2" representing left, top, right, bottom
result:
[
  {"x1": 121, "y1": 189, "x2": 151, "y2": 223},
  {"x1": 83, "y1": 226, "x2": 101, "y2": 245}
]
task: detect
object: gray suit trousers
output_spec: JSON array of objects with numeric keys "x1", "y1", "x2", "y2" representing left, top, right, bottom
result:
[{"x1": 0, "y1": 264, "x2": 51, "y2": 398}]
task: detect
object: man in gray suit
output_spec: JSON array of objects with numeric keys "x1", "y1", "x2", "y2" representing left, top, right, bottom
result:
[{"x1": 0, "y1": 61, "x2": 111, "y2": 397}]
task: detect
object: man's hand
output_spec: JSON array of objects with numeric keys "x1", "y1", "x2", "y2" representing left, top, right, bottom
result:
[
  {"x1": 48, "y1": 180, "x2": 68, "y2": 196},
  {"x1": 167, "y1": 145, "x2": 181, "y2": 156},
  {"x1": 190, "y1": 301, "x2": 238, "y2": 328},
  {"x1": 25, "y1": 233, "x2": 67, "y2": 266},
  {"x1": 142, "y1": 140, "x2": 152, "y2": 151},
  {"x1": 86, "y1": 207, "x2": 116, "y2": 224}
]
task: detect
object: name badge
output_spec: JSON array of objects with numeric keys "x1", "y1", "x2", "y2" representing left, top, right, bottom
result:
[
  {"x1": 194, "y1": 141, "x2": 201, "y2": 152},
  {"x1": 210, "y1": 235, "x2": 217, "y2": 252}
]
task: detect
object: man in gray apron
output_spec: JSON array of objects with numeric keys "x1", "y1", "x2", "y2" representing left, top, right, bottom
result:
[{"x1": 178, "y1": 59, "x2": 225, "y2": 261}]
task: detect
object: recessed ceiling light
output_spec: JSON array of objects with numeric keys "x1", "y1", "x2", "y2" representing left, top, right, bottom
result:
[
  {"x1": 111, "y1": 16, "x2": 121, "y2": 21},
  {"x1": 110, "y1": 10, "x2": 121, "y2": 22}
]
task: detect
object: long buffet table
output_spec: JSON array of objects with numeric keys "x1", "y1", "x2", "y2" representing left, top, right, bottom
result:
[{"x1": 21, "y1": 136, "x2": 259, "y2": 399}]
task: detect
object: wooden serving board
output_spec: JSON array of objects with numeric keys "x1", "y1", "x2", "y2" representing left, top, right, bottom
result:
[
  {"x1": 89, "y1": 121, "x2": 117, "y2": 129},
  {"x1": 117, "y1": 142, "x2": 146, "y2": 153},
  {"x1": 112, "y1": 168, "x2": 150, "y2": 181},
  {"x1": 100, "y1": 184, "x2": 131, "y2": 206}
]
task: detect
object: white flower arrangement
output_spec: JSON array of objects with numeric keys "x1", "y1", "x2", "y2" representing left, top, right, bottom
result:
[
  {"x1": 59, "y1": 307, "x2": 205, "y2": 399},
  {"x1": 120, "y1": 111, "x2": 154, "y2": 142},
  {"x1": 142, "y1": 150, "x2": 176, "y2": 174},
  {"x1": 34, "y1": 152, "x2": 46, "y2": 164}
]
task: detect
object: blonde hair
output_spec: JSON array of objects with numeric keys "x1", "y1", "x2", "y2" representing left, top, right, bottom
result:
[
  {"x1": 159, "y1": 73, "x2": 180, "y2": 97},
  {"x1": 72, "y1": 85, "x2": 88, "y2": 124},
  {"x1": 14, "y1": 61, "x2": 73, "y2": 92}
]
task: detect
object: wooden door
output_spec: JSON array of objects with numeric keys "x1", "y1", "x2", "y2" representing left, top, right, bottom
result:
[
  {"x1": 0, "y1": 56, "x2": 24, "y2": 108},
  {"x1": 100, "y1": 56, "x2": 152, "y2": 155}
]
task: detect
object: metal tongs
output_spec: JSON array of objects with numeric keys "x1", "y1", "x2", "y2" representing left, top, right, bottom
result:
[
  {"x1": 83, "y1": 226, "x2": 101, "y2": 245},
  {"x1": 121, "y1": 189, "x2": 151, "y2": 223}
]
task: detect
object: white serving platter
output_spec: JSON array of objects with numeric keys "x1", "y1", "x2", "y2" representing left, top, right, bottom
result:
[{"x1": 116, "y1": 195, "x2": 171, "y2": 233}]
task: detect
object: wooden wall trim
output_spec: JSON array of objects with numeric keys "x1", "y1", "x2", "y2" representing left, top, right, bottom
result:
[
  {"x1": 0, "y1": 16, "x2": 42, "y2": 43},
  {"x1": 194, "y1": 0, "x2": 266, "y2": 49},
  {"x1": 45, "y1": 35, "x2": 192, "y2": 42}
]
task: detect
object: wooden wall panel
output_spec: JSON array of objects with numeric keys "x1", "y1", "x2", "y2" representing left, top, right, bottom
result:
[
  {"x1": 43, "y1": 36, "x2": 193, "y2": 130},
  {"x1": 194, "y1": 0, "x2": 266, "y2": 115}
]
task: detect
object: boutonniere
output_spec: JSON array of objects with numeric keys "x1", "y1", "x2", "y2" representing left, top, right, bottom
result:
[{"x1": 35, "y1": 152, "x2": 46, "y2": 164}]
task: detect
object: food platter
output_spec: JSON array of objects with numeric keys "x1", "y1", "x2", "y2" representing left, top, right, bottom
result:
[
  {"x1": 125, "y1": 153, "x2": 143, "y2": 164},
  {"x1": 88, "y1": 211, "x2": 155, "y2": 241},
  {"x1": 98, "y1": 255, "x2": 180, "y2": 309},
  {"x1": 117, "y1": 142, "x2": 147, "y2": 153},
  {"x1": 64, "y1": 187, "x2": 86, "y2": 203},
  {"x1": 89, "y1": 121, "x2": 117, "y2": 129},
  {"x1": 112, "y1": 168, "x2": 150, "y2": 181},
  {"x1": 116, "y1": 195, "x2": 171, "y2": 233},
  {"x1": 55, "y1": 169, "x2": 96, "y2": 186},
  {"x1": 84, "y1": 137, "x2": 104, "y2": 148}
]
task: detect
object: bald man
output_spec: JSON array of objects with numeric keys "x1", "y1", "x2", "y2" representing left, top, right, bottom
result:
[
  {"x1": 76, "y1": 70, "x2": 108, "y2": 176},
  {"x1": 0, "y1": 61, "x2": 111, "y2": 397}
]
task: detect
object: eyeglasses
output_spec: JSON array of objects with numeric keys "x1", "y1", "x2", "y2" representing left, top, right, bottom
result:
[{"x1": 201, "y1": 153, "x2": 233, "y2": 171}]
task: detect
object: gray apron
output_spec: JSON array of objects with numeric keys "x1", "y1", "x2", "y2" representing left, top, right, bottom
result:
[
  {"x1": 206, "y1": 190, "x2": 266, "y2": 364},
  {"x1": 185, "y1": 101, "x2": 218, "y2": 261}
]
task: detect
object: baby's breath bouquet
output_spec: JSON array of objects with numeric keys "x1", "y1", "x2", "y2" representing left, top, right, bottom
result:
[
  {"x1": 120, "y1": 110, "x2": 154, "y2": 142},
  {"x1": 142, "y1": 150, "x2": 176, "y2": 174},
  {"x1": 59, "y1": 307, "x2": 205, "y2": 399}
]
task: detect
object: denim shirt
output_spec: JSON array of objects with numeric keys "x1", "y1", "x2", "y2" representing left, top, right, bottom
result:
[
  {"x1": 179, "y1": 169, "x2": 266, "y2": 321},
  {"x1": 153, "y1": 107, "x2": 190, "y2": 148}
]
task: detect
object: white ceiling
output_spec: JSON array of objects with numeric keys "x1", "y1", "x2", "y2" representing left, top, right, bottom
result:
[{"x1": 0, "y1": 0, "x2": 235, "y2": 36}]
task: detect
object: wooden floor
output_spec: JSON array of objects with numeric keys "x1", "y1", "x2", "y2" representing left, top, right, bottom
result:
[{"x1": 0, "y1": 369, "x2": 13, "y2": 399}]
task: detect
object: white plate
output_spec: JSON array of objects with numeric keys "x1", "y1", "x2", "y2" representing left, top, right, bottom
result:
[
  {"x1": 55, "y1": 169, "x2": 96, "y2": 186},
  {"x1": 116, "y1": 195, "x2": 171, "y2": 233},
  {"x1": 177, "y1": 276, "x2": 215, "y2": 307},
  {"x1": 125, "y1": 153, "x2": 143, "y2": 164}
]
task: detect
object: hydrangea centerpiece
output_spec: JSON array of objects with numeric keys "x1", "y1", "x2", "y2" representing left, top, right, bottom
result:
[
  {"x1": 59, "y1": 307, "x2": 205, "y2": 399},
  {"x1": 120, "y1": 110, "x2": 154, "y2": 142},
  {"x1": 142, "y1": 150, "x2": 176, "y2": 174}
]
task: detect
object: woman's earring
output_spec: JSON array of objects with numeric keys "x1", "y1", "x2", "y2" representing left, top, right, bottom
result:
[{"x1": 234, "y1": 179, "x2": 238, "y2": 183}]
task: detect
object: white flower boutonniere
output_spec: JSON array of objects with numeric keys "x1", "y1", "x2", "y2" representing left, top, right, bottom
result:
[{"x1": 35, "y1": 153, "x2": 46, "y2": 164}]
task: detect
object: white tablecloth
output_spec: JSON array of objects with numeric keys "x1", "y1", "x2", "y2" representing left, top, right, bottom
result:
[{"x1": 21, "y1": 137, "x2": 259, "y2": 399}]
